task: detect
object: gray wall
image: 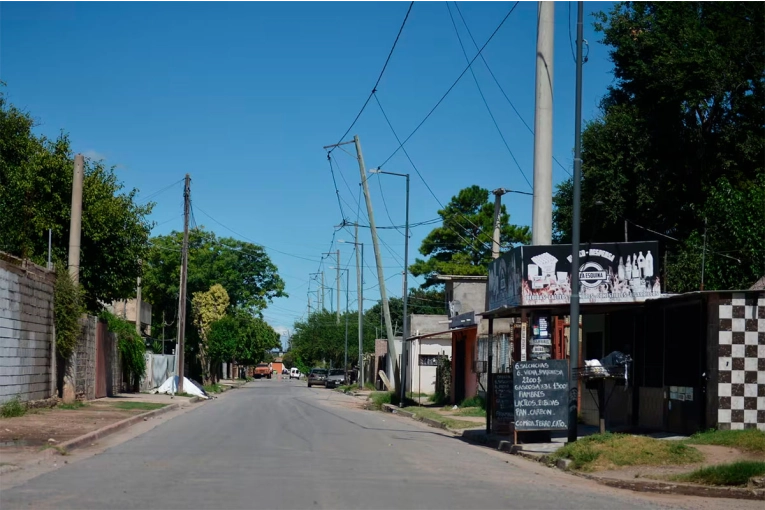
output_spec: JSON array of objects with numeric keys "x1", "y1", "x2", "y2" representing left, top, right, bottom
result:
[{"x1": 0, "y1": 255, "x2": 56, "y2": 404}]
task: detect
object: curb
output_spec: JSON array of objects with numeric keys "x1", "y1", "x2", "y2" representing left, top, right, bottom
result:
[
  {"x1": 43, "y1": 403, "x2": 181, "y2": 456},
  {"x1": 454, "y1": 431, "x2": 765, "y2": 501},
  {"x1": 576, "y1": 473, "x2": 765, "y2": 501},
  {"x1": 381, "y1": 404, "x2": 456, "y2": 434}
]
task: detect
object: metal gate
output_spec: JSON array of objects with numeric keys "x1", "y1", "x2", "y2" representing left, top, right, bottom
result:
[{"x1": 95, "y1": 321, "x2": 109, "y2": 398}]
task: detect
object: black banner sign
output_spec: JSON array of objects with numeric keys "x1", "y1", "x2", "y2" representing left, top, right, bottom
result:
[{"x1": 513, "y1": 360, "x2": 569, "y2": 431}]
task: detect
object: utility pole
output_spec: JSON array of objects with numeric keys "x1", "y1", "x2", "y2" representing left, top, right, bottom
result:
[
  {"x1": 68, "y1": 154, "x2": 84, "y2": 283},
  {"x1": 47, "y1": 229, "x2": 52, "y2": 270},
  {"x1": 336, "y1": 250, "x2": 341, "y2": 324},
  {"x1": 135, "y1": 261, "x2": 142, "y2": 335},
  {"x1": 531, "y1": 1, "x2": 554, "y2": 245},
  {"x1": 624, "y1": 219, "x2": 628, "y2": 242},
  {"x1": 356, "y1": 225, "x2": 364, "y2": 389},
  {"x1": 354, "y1": 135, "x2": 396, "y2": 390},
  {"x1": 176, "y1": 174, "x2": 191, "y2": 395},
  {"x1": 491, "y1": 189, "x2": 507, "y2": 259},
  {"x1": 321, "y1": 271, "x2": 325, "y2": 311},
  {"x1": 568, "y1": 1, "x2": 584, "y2": 444}
]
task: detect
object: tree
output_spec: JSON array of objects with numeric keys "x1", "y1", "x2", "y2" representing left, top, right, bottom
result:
[
  {"x1": 0, "y1": 91, "x2": 154, "y2": 310},
  {"x1": 192, "y1": 284, "x2": 230, "y2": 384},
  {"x1": 552, "y1": 2, "x2": 764, "y2": 291},
  {"x1": 142, "y1": 227, "x2": 287, "y2": 345},
  {"x1": 364, "y1": 288, "x2": 447, "y2": 337},
  {"x1": 289, "y1": 310, "x2": 375, "y2": 369},
  {"x1": 208, "y1": 309, "x2": 280, "y2": 372},
  {"x1": 409, "y1": 186, "x2": 530, "y2": 287}
]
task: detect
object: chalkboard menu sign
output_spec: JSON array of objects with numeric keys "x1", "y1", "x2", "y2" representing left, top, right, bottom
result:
[
  {"x1": 491, "y1": 373, "x2": 514, "y2": 434},
  {"x1": 513, "y1": 360, "x2": 568, "y2": 431}
]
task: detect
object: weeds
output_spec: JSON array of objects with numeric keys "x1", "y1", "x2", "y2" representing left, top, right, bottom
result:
[
  {"x1": 685, "y1": 428, "x2": 765, "y2": 453},
  {"x1": 673, "y1": 461, "x2": 765, "y2": 487},
  {"x1": 39, "y1": 444, "x2": 69, "y2": 456},
  {"x1": 460, "y1": 395, "x2": 485, "y2": 409},
  {"x1": 404, "y1": 407, "x2": 481, "y2": 430},
  {"x1": 203, "y1": 383, "x2": 222, "y2": 394},
  {"x1": 428, "y1": 392, "x2": 448, "y2": 406},
  {"x1": 454, "y1": 407, "x2": 486, "y2": 417},
  {"x1": 549, "y1": 433, "x2": 703, "y2": 471},
  {"x1": 1, "y1": 397, "x2": 26, "y2": 418}
]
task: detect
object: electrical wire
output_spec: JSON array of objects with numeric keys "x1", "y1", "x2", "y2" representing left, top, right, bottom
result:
[
  {"x1": 445, "y1": 2, "x2": 532, "y2": 190},
  {"x1": 137, "y1": 178, "x2": 185, "y2": 204},
  {"x1": 453, "y1": 2, "x2": 572, "y2": 177},
  {"x1": 377, "y1": 1, "x2": 520, "y2": 169},
  {"x1": 328, "y1": 1, "x2": 415, "y2": 155}
]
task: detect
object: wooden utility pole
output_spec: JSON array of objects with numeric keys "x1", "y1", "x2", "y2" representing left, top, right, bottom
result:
[
  {"x1": 176, "y1": 174, "x2": 191, "y2": 394},
  {"x1": 355, "y1": 223, "x2": 364, "y2": 389},
  {"x1": 354, "y1": 135, "x2": 396, "y2": 390}
]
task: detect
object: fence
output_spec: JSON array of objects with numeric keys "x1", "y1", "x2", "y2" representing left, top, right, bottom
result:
[
  {"x1": 475, "y1": 334, "x2": 514, "y2": 395},
  {"x1": 0, "y1": 253, "x2": 56, "y2": 404},
  {"x1": 139, "y1": 353, "x2": 176, "y2": 391}
]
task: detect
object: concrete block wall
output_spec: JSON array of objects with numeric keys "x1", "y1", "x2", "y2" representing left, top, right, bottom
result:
[
  {"x1": 0, "y1": 254, "x2": 56, "y2": 404},
  {"x1": 74, "y1": 316, "x2": 97, "y2": 400}
]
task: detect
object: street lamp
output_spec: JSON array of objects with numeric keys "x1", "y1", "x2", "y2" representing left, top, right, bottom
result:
[
  {"x1": 338, "y1": 239, "x2": 364, "y2": 389},
  {"x1": 370, "y1": 168, "x2": 410, "y2": 405},
  {"x1": 331, "y1": 266, "x2": 350, "y2": 384}
]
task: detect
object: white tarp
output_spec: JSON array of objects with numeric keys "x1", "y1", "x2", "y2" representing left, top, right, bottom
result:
[{"x1": 153, "y1": 376, "x2": 209, "y2": 399}]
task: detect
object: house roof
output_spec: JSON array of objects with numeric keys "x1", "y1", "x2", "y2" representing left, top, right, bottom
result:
[
  {"x1": 433, "y1": 274, "x2": 487, "y2": 282},
  {"x1": 750, "y1": 277, "x2": 765, "y2": 291}
]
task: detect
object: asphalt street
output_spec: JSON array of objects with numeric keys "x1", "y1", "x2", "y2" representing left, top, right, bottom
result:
[{"x1": 0, "y1": 380, "x2": 739, "y2": 509}]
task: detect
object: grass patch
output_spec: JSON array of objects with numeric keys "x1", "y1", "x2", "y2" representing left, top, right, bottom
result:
[
  {"x1": 407, "y1": 392, "x2": 427, "y2": 398},
  {"x1": 39, "y1": 444, "x2": 69, "y2": 455},
  {"x1": 460, "y1": 395, "x2": 485, "y2": 410},
  {"x1": 549, "y1": 433, "x2": 703, "y2": 471},
  {"x1": 672, "y1": 461, "x2": 765, "y2": 487},
  {"x1": 337, "y1": 384, "x2": 355, "y2": 393},
  {"x1": 428, "y1": 392, "x2": 448, "y2": 406},
  {"x1": 363, "y1": 382, "x2": 376, "y2": 391},
  {"x1": 404, "y1": 407, "x2": 480, "y2": 430},
  {"x1": 203, "y1": 383, "x2": 223, "y2": 394},
  {"x1": 111, "y1": 402, "x2": 166, "y2": 412},
  {"x1": 685, "y1": 429, "x2": 765, "y2": 453},
  {"x1": 1, "y1": 397, "x2": 26, "y2": 418},
  {"x1": 57, "y1": 401, "x2": 87, "y2": 410},
  {"x1": 455, "y1": 407, "x2": 486, "y2": 417}
]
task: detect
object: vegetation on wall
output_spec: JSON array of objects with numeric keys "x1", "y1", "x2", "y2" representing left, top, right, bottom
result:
[
  {"x1": 99, "y1": 310, "x2": 146, "y2": 390},
  {"x1": 53, "y1": 265, "x2": 84, "y2": 361}
]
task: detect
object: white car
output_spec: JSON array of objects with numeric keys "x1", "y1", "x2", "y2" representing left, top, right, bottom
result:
[{"x1": 289, "y1": 368, "x2": 301, "y2": 380}]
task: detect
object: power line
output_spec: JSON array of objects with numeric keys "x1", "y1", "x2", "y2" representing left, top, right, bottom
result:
[
  {"x1": 373, "y1": 93, "x2": 492, "y2": 253},
  {"x1": 377, "y1": 1, "x2": 520, "y2": 168},
  {"x1": 328, "y1": 1, "x2": 415, "y2": 155},
  {"x1": 445, "y1": 1, "x2": 532, "y2": 190},
  {"x1": 194, "y1": 206, "x2": 323, "y2": 263},
  {"x1": 137, "y1": 178, "x2": 185, "y2": 204},
  {"x1": 453, "y1": 2, "x2": 572, "y2": 177}
]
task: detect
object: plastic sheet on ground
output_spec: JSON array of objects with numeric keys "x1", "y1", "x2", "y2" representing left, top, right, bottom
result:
[{"x1": 153, "y1": 376, "x2": 209, "y2": 399}]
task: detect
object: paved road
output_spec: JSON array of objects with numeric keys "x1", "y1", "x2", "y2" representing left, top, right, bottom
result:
[{"x1": 0, "y1": 381, "x2": 740, "y2": 509}]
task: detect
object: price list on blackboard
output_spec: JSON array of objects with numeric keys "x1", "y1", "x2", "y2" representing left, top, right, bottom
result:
[{"x1": 513, "y1": 360, "x2": 568, "y2": 431}]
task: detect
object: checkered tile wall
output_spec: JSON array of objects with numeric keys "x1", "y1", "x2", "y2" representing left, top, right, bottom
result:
[{"x1": 717, "y1": 293, "x2": 765, "y2": 431}]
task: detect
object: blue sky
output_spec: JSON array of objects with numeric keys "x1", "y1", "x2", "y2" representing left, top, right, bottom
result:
[{"x1": 1, "y1": 1, "x2": 616, "y2": 345}]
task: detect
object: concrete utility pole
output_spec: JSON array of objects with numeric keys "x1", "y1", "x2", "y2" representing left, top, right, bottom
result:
[
  {"x1": 67, "y1": 154, "x2": 85, "y2": 283},
  {"x1": 355, "y1": 226, "x2": 364, "y2": 389},
  {"x1": 354, "y1": 135, "x2": 396, "y2": 390},
  {"x1": 176, "y1": 174, "x2": 191, "y2": 395},
  {"x1": 531, "y1": 1, "x2": 555, "y2": 245},
  {"x1": 492, "y1": 189, "x2": 507, "y2": 260},
  {"x1": 336, "y1": 250, "x2": 341, "y2": 324},
  {"x1": 135, "y1": 261, "x2": 142, "y2": 335},
  {"x1": 568, "y1": 2, "x2": 584, "y2": 443}
]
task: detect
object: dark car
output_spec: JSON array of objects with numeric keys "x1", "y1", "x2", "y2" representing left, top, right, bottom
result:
[
  {"x1": 307, "y1": 368, "x2": 327, "y2": 388},
  {"x1": 325, "y1": 369, "x2": 346, "y2": 389}
]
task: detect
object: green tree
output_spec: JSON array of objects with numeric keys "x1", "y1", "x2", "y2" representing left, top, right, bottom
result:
[
  {"x1": 409, "y1": 186, "x2": 530, "y2": 287},
  {"x1": 142, "y1": 228, "x2": 287, "y2": 341},
  {"x1": 364, "y1": 288, "x2": 447, "y2": 337},
  {"x1": 192, "y1": 284, "x2": 230, "y2": 384},
  {"x1": 0, "y1": 91, "x2": 154, "y2": 310},
  {"x1": 552, "y1": 2, "x2": 765, "y2": 291},
  {"x1": 289, "y1": 310, "x2": 375, "y2": 369},
  {"x1": 208, "y1": 309, "x2": 280, "y2": 372}
]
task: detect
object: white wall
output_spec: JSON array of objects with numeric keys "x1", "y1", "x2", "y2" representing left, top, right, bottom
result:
[{"x1": 408, "y1": 338, "x2": 451, "y2": 395}]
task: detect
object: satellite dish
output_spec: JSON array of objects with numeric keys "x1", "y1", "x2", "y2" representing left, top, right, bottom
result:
[{"x1": 449, "y1": 300, "x2": 462, "y2": 317}]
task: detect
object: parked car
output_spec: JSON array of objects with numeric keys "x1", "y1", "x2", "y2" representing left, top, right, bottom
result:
[
  {"x1": 290, "y1": 368, "x2": 301, "y2": 380},
  {"x1": 307, "y1": 368, "x2": 327, "y2": 387},
  {"x1": 325, "y1": 369, "x2": 346, "y2": 389},
  {"x1": 254, "y1": 363, "x2": 271, "y2": 379}
]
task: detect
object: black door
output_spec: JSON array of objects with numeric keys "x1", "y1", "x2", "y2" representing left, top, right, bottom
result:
[{"x1": 455, "y1": 338, "x2": 466, "y2": 404}]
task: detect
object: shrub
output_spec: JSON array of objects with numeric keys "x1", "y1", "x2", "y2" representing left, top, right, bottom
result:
[
  {"x1": 54, "y1": 266, "x2": 84, "y2": 360},
  {"x1": 460, "y1": 395, "x2": 485, "y2": 409},
  {"x1": 0, "y1": 396, "x2": 26, "y2": 418},
  {"x1": 99, "y1": 310, "x2": 146, "y2": 388},
  {"x1": 674, "y1": 461, "x2": 765, "y2": 486}
]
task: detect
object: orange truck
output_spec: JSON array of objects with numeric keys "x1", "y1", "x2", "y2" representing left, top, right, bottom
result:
[{"x1": 254, "y1": 363, "x2": 272, "y2": 379}]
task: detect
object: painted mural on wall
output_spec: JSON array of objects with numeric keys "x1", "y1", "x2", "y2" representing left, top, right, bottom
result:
[{"x1": 487, "y1": 241, "x2": 662, "y2": 309}]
